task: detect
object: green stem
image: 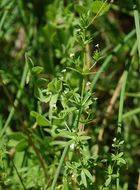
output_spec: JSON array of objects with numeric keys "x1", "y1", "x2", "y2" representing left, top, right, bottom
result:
[
  {"x1": 18, "y1": 0, "x2": 27, "y2": 24},
  {"x1": 11, "y1": 159, "x2": 27, "y2": 190},
  {"x1": 0, "y1": 10, "x2": 8, "y2": 32},
  {"x1": 88, "y1": 0, "x2": 108, "y2": 27},
  {"x1": 124, "y1": 92, "x2": 140, "y2": 98},
  {"x1": 0, "y1": 62, "x2": 28, "y2": 137},
  {"x1": 123, "y1": 107, "x2": 140, "y2": 119},
  {"x1": 51, "y1": 145, "x2": 69, "y2": 190},
  {"x1": 133, "y1": 3, "x2": 140, "y2": 62},
  {"x1": 0, "y1": 1, "x2": 14, "y2": 37},
  {"x1": 117, "y1": 70, "x2": 128, "y2": 133},
  {"x1": 116, "y1": 169, "x2": 120, "y2": 190},
  {"x1": 81, "y1": 50, "x2": 86, "y2": 99}
]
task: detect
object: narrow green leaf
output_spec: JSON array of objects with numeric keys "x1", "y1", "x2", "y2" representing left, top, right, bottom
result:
[
  {"x1": 123, "y1": 107, "x2": 140, "y2": 119},
  {"x1": 32, "y1": 66, "x2": 44, "y2": 74},
  {"x1": 66, "y1": 67, "x2": 82, "y2": 75},
  {"x1": 48, "y1": 80, "x2": 55, "y2": 91},
  {"x1": 37, "y1": 115, "x2": 50, "y2": 126},
  {"x1": 16, "y1": 140, "x2": 28, "y2": 152},
  {"x1": 79, "y1": 136, "x2": 91, "y2": 141},
  {"x1": 119, "y1": 140, "x2": 124, "y2": 145},
  {"x1": 105, "y1": 176, "x2": 111, "y2": 187},
  {"x1": 108, "y1": 165, "x2": 112, "y2": 175},
  {"x1": 50, "y1": 141, "x2": 67, "y2": 146},
  {"x1": 63, "y1": 178, "x2": 69, "y2": 190},
  {"x1": 74, "y1": 5, "x2": 88, "y2": 15},
  {"x1": 30, "y1": 111, "x2": 39, "y2": 118},
  {"x1": 117, "y1": 158, "x2": 126, "y2": 165},
  {"x1": 8, "y1": 132, "x2": 27, "y2": 141},
  {"x1": 84, "y1": 169, "x2": 94, "y2": 182},
  {"x1": 118, "y1": 152, "x2": 124, "y2": 158},
  {"x1": 57, "y1": 130, "x2": 75, "y2": 139},
  {"x1": 81, "y1": 170, "x2": 87, "y2": 188},
  {"x1": 56, "y1": 80, "x2": 62, "y2": 92},
  {"x1": 61, "y1": 107, "x2": 77, "y2": 114},
  {"x1": 82, "y1": 92, "x2": 92, "y2": 106}
]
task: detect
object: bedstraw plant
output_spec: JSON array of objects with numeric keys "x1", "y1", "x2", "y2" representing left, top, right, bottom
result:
[{"x1": 0, "y1": 0, "x2": 140, "y2": 190}]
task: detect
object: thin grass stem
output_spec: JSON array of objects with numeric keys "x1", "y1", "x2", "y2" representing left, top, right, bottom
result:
[
  {"x1": 0, "y1": 61, "x2": 28, "y2": 137},
  {"x1": 50, "y1": 145, "x2": 69, "y2": 190},
  {"x1": 123, "y1": 107, "x2": 140, "y2": 119},
  {"x1": 117, "y1": 70, "x2": 128, "y2": 132},
  {"x1": 116, "y1": 169, "x2": 120, "y2": 190},
  {"x1": 116, "y1": 61, "x2": 129, "y2": 188},
  {"x1": 11, "y1": 159, "x2": 27, "y2": 190},
  {"x1": 133, "y1": 3, "x2": 140, "y2": 62}
]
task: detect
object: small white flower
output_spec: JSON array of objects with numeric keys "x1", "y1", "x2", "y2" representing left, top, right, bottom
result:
[
  {"x1": 70, "y1": 143, "x2": 75, "y2": 150},
  {"x1": 52, "y1": 104, "x2": 56, "y2": 109},
  {"x1": 61, "y1": 69, "x2": 66, "y2": 73},
  {"x1": 76, "y1": 28, "x2": 81, "y2": 32},
  {"x1": 70, "y1": 53, "x2": 75, "y2": 58},
  {"x1": 95, "y1": 44, "x2": 99, "y2": 48},
  {"x1": 59, "y1": 76, "x2": 63, "y2": 80},
  {"x1": 113, "y1": 137, "x2": 116, "y2": 142},
  {"x1": 64, "y1": 90, "x2": 67, "y2": 94}
]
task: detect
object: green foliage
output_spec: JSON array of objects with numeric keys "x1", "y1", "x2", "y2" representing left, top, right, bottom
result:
[
  {"x1": 92, "y1": 1, "x2": 110, "y2": 15},
  {"x1": 0, "y1": 0, "x2": 140, "y2": 189}
]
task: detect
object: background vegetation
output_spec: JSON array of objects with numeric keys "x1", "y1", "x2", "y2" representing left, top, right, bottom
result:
[{"x1": 0, "y1": 0, "x2": 140, "y2": 189}]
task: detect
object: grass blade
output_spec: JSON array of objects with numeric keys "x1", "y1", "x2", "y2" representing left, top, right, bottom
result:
[
  {"x1": 90, "y1": 30, "x2": 135, "y2": 91},
  {"x1": 133, "y1": 3, "x2": 140, "y2": 62}
]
